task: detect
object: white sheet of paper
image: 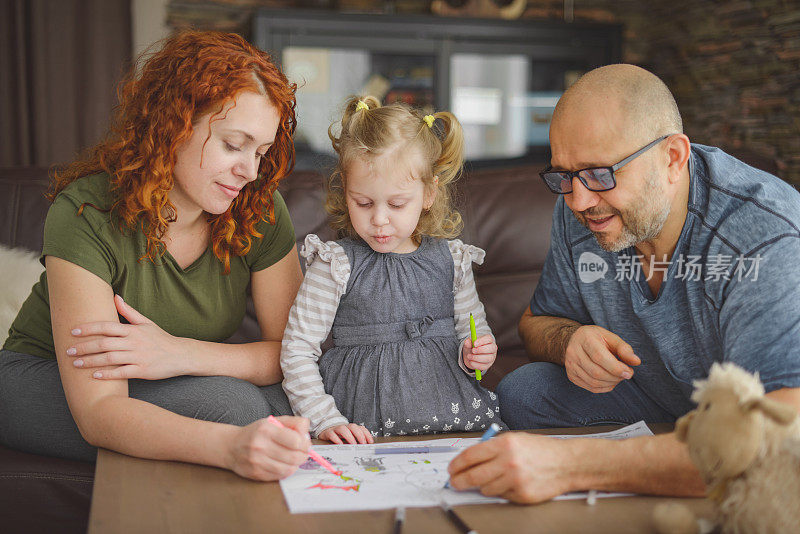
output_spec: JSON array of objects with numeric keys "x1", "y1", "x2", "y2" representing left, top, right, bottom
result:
[{"x1": 279, "y1": 421, "x2": 653, "y2": 513}]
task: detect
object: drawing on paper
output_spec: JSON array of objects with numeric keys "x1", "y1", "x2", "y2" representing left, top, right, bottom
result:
[
  {"x1": 307, "y1": 481, "x2": 361, "y2": 492},
  {"x1": 404, "y1": 468, "x2": 448, "y2": 491},
  {"x1": 280, "y1": 436, "x2": 494, "y2": 512},
  {"x1": 299, "y1": 455, "x2": 339, "y2": 470},
  {"x1": 279, "y1": 422, "x2": 654, "y2": 513},
  {"x1": 355, "y1": 456, "x2": 385, "y2": 473},
  {"x1": 306, "y1": 471, "x2": 363, "y2": 492}
]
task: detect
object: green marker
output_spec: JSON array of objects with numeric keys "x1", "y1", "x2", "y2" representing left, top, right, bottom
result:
[{"x1": 469, "y1": 313, "x2": 481, "y2": 381}]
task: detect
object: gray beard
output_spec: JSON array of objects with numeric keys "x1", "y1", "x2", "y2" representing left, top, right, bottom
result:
[
  {"x1": 576, "y1": 172, "x2": 672, "y2": 253},
  {"x1": 599, "y1": 199, "x2": 670, "y2": 253}
]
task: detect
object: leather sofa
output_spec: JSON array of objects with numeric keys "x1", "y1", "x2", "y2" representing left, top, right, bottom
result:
[{"x1": 0, "y1": 163, "x2": 556, "y2": 532}]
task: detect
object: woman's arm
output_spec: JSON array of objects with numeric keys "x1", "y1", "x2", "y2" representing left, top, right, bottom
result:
[
  {"x1": 68, "y1": 246, "x2": 303, "y2": 386},
  {"x1": 48, "y1": 255, "x2": 309, "y2": 476},
  {"x1": 176, "y1": 244, "x2": 303, "y2": 385}
]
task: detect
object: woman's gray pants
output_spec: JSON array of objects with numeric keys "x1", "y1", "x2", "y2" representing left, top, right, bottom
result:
[{"x1": 0, "y1": 350, "x2": 293, "y2": 463}]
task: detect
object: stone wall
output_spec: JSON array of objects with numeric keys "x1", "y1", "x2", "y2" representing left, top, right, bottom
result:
[
  {"x1": 641, "y1": 1, "x2": 800, "y2": 186},
  {"x1": 166, "y1": 0, "x2": 800, "y2": 186}
]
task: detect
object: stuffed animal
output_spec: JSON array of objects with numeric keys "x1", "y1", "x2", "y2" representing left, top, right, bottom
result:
[{"x1": 654, "y1": 362, "x2": 800, "y2": 534}]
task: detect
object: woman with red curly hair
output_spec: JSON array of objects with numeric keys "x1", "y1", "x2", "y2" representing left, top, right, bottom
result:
[{"x1": 0, "y1": 31, "x2": 312, "y2": 481}]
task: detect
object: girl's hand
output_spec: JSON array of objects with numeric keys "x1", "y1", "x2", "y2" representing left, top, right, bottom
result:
[
  {"x1": 462, "y1": 335, "x2": 498, "y2": 372},
  {"x1": 67, "y1": 294, "x2": 188, "y2": 380},
  {"x1": 227, "y1": 416, "x2": 311, "y2": 481},
  {"x1": 319, "y1": 423, "x2": 374, "y2": 444}
]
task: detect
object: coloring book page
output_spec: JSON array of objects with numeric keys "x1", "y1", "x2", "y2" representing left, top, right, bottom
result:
[{"x1": 280, "y1": 421, "x2": 653, "y2": 513}]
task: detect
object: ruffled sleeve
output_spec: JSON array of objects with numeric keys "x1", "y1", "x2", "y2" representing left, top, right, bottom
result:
[
  {"x1": 301, "y1": 234, "x2": 351, "y2": 298},
  {"x1": 282, "y1": 234, "x2": 352, "y2": 436},
  {"x1": 448, "y1": 239, "x2": 486, "y2": 293},
  {"x1": 448, "y1": 239, "x2": 493, "y2": 376}
]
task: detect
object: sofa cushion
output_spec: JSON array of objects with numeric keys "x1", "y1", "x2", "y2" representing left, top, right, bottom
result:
[
  {"x1": 0, "y1": 167, "x2": 51, "y2": 254},
  {"x1": 0, "y1": 444, "x2": 94, "y2": 534},
  {"x1": 457, "y1": 164, "x2": 556, "y2": 387},
  {"x1": 458, "y1": 164, "x2": 555, "y2": 275}
]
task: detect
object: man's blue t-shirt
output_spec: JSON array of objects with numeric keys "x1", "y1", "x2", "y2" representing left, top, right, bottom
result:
[{"x1": 531, "y1": 144, "x2": 800, "y2": 417}]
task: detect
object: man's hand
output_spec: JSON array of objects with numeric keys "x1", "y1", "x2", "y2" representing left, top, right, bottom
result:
[
  {"x1": 564, "y1": 325, "x2": 641, "y2": 393},
  {"x1": 449, "y1": 431, "x2": 707, "y2": 502},
  {"x1": 447, "y1": 432, "x2": 580, "y2": 503}
]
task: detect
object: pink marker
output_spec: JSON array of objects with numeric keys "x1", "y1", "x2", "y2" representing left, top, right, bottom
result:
[{"x1": 266, "y1": 416, "x2": 342, "y2": 476}]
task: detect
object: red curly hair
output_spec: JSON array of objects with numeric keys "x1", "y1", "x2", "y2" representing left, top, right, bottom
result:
[{"x1": 49, "y1": 30, "x2": 297, "y2": 274}]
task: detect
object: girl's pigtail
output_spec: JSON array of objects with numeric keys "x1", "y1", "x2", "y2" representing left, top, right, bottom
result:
[
  {"x1": 328, "y1": 95, "x2": 381, "y2": 152},
  {"x1": 326, "y1": 95, "x2": 383, "y2": 239},
  {"x1": 418, "y1": 110, "x2": 464, "y2": 238},
  {"x1": 432, "y1": 111, "x2": 465, "y2": 186}
]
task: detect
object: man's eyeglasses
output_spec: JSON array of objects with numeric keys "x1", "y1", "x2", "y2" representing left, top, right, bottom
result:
[{"x1": 539, "y1": 134, "x2": 671, "y2": 194}]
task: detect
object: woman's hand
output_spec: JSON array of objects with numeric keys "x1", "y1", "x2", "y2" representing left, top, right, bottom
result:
[
  {"x1": 227, "y1": 416, "x2": 311, "y2": 481},
  {"x1": 67, "y1": 294, "x2": 188, "y2": 380},
  {"x1": 462, "y1": 335, "x2": 498, "y2": 373},
  {"x1": 318, "y1": 423, "x2": 374, "y2": 444}
]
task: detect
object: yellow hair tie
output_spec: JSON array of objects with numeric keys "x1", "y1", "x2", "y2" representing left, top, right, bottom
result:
[
  {"x1": 356, "y1": 100, "x2": 369, "y2": 112},
  {"x1": 423, "y1": 114, "x2": 435, "y2": 128}
]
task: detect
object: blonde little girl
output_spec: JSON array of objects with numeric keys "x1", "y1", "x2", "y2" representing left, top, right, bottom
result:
[{"x1": 281, "y1": 96, "x2": 505, "y2": 444}]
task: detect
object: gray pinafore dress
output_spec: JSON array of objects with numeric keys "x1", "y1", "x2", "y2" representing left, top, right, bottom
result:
[{"x1": 318, "y1": 236, "x2": 505, "y2": 437}]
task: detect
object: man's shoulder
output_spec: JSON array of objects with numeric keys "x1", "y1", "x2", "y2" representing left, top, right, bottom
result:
[{"x1": 690, "y1": 144, "x2": 800, "y2": 256}]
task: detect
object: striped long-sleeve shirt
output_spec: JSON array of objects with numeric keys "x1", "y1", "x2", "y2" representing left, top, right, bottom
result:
[{"x1": 280, "y1": 234, "x2": 493, "y2": 437}]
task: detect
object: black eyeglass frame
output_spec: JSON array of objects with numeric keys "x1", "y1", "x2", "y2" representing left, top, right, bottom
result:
[{"x1": 539, "y1": 134, "x2": 672, "y2": 194}]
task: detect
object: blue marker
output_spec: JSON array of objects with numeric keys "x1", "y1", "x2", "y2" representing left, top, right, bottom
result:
[
  {"x1": 445, "y1": 423, "x2": 502, "y2": 489},
  {"x1": 479, "y1": 423, "x2": 501, "y2": 441}
]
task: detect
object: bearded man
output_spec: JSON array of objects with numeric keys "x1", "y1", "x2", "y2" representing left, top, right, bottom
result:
[{"x1": 448, "y1": 64, "x2": 800, "y2": 502}]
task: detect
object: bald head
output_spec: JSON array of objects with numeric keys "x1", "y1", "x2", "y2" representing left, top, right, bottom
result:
[{"x1": 553, "y1": 64, "x2": 682, "y2": 146}]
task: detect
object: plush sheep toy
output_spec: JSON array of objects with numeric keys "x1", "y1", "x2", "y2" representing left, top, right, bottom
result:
[{"x1": 654, "y1": 362, "x2": 800, "y2": 534}]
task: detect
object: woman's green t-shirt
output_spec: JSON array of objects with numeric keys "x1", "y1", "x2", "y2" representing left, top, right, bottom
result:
[{"x1": 3, "y1": 173, "x2": 296, "y2": 359}]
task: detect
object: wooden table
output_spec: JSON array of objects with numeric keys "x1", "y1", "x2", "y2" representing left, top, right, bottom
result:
[{"x1": 88, "y1": 424, "x2": 712, "y2": 533}]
